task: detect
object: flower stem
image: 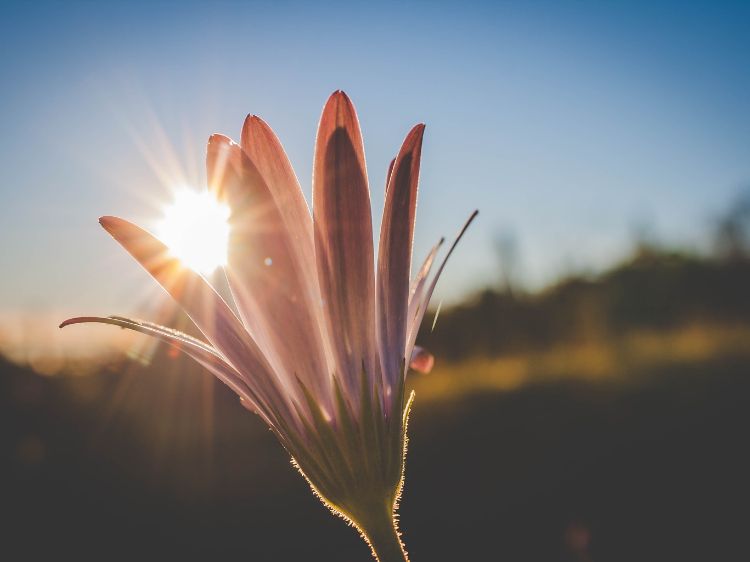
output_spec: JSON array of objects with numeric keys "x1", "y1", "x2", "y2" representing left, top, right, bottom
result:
[{"x1": 360, "y1": 506, "x2": 408, "y2": 562}]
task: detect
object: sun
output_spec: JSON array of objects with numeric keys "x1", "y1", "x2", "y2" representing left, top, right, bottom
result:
[{"x1": 156, "y1": 188, "x2": 230, "y2": 274}]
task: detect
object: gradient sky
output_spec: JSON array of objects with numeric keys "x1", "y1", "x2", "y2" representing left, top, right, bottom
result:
[{"x1": 1, "y1": 0, "x2": 749, "y2": 327}]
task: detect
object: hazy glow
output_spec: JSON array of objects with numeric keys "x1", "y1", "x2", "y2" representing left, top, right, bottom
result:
[{"x1": 156, "y1": 188, "x2": 230, "y2": 274}]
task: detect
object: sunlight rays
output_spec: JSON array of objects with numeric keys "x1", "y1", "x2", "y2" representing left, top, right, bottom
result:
[{"x1": 156, "y1": 188, "x2": 230, "y2": 274}]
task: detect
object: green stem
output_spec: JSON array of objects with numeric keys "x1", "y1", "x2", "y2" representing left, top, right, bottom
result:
[{"x1": 360, "y1": 506, "x2": 408, "y2": 562}]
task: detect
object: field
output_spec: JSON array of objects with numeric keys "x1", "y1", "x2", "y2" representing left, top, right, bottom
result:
[
  {"x1": 3, "y1": 346, "x2": 749, "y2": 559},
  {"x1": 3, "y1": 251, "x2": 750, "y2": 560}
]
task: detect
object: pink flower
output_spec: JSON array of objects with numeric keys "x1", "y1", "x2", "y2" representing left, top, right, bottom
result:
[{"x1": 62, "y1": 91, "x2": 475, "y2": 561}]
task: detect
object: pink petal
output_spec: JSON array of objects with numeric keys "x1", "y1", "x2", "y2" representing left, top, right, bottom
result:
[
  {"x1": 240, "y1": 116, "x2": 329, "y2": 352},
  {"x1": 240, "y1": 118, "x2": 323, "y2": 323},
  {"x1": 241, "y1": 115, "x2": 315, "y2": 267},
  {"x1": 384, "y1": 157, "x2": 396, "y2": 196},
  {"x1": 407, "y1": 238, "x2": 444, "y2": 345},
  {"x1": 406, "y1": 211, "x2": 479, "y2": 363},
  {"x1": 207, "y1": 135, "x2": 331, "y2": 408},
  {"x1": 377, "y1": 124, "x2": 425, "y2": 391},
  {"x1": 206, "y1": 134, "x2": 242, "y2": 199},
  {"x1": 59, "y1": 315, "x2": 266, "y2": 416},
  {"x1": 98, "y1": 216, "x2": 296, "y2": 423},
  {"x1": 409, "y1": 345, "x2": 435, "y2": 374},
  {"x1": 313, "y1": 91, "x2": 379, "y2": 399}
]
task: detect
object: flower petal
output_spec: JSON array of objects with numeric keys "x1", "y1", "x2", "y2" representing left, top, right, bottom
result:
[
  {"x1": 407, "y1": 237, "x2": 444, "y2": 345},
  {"x1": 313, "y1": 91, "x2": 379, "y2": 399},
  {"x1": 241, "y1": 117, "x2": 331, "y2": 376},
  {"x1": 409, "y1": 345, "x2": 434, "y2": 374},
  {"x1": 377, "y1": 124, "x2": 425, "y2": 392},
  {"x1": 98, "y1": 215, "x2": 296, "y2": 423},
  {"x1": 406, "y1": 211, "x2": 479, "y2": 362},
  {"x1": 241, "y1": 115, "x2": 315, "y2": 269},
  {"x1": 384, "y1": 157, "x2": 396, "y2": 195},
  {"x1": 207, "y1": 134, "x2": 331, "y2": 408},
  {"x1": 206, "y1": 135, "x2": 242, "y2": 199},
  {"x1": 59, "y1": 315, "x2": 266, "y2": 414}
]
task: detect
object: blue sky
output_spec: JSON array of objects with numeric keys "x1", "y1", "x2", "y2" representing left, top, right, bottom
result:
[{"x1": 1, "y1": 0, "x2": 749, "y2": 323}]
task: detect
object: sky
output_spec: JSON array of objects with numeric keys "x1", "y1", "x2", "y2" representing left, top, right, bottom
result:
[{"x1": 1, "y1": 0, "x2": 749, "y2": 359}]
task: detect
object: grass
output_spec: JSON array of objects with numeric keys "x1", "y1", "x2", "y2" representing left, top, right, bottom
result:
[
  {"x1": 3, "y1": 302, "x2": 750, "y2": 561},
  {"x1": 410, "y1": 323, "x2": 750, "y2": 402}
]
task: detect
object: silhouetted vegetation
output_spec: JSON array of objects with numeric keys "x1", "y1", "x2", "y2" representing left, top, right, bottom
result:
[
  {"x1": 4, "y1": 194, "x2": 750, "y2": 560},
  {"x1": 420, "y1": 248, "x2": 750, "y2": 361},
  {"x1": 3, "y1": 349, "x2": 750, "y2": 560}
]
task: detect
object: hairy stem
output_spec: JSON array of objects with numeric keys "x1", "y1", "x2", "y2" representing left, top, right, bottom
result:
[{"x1": 360, "y1": 505, "x2": 408, "y2": 562}]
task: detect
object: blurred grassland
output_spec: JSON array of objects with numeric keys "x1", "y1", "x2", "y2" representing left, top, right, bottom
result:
[
  {"x1": 3, "y1": 203, "x2": 750, "y2": 560},
  {"x1": 412, "y1": 323, "x2": 750, "y2": 402}
]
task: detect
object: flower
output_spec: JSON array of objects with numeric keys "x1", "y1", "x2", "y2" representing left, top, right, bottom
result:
[{"x1": 61, "y1": 91, "x2": 476, "y2": 561}]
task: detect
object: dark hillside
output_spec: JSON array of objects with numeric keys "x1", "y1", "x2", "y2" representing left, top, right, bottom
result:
[{"x1": 420, "y1": 251, "x2": 750, "y2": 360}]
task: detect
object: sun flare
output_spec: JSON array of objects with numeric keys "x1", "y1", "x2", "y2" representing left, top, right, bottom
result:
[{"x1": 156, "y1": 188, "x2": 230, "y2": 274}]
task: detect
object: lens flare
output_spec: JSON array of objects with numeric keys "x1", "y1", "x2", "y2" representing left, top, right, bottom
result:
[{"x1": 156, "y1": 188, "x2": 230, "y2": 274}]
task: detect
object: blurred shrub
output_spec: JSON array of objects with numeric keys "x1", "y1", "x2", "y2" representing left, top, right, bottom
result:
[{"x1": 419, "y1": 250, "x2": 750, "y2": 361}]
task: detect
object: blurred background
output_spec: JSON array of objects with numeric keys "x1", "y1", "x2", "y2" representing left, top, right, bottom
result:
[{"x1": 2, "y1": 1, "x2": 749, "y2": 560}]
